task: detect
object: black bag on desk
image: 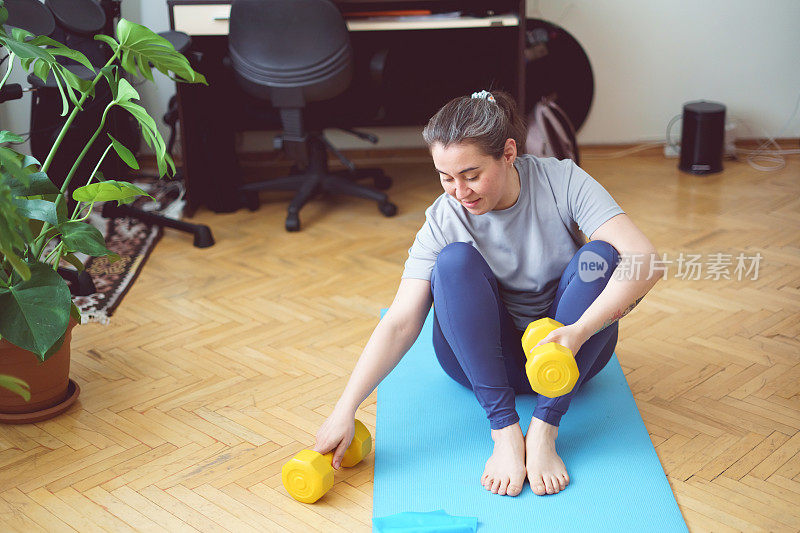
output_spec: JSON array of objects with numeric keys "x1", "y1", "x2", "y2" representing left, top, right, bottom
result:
[{"x1": 525, "y1": 95, "x2": 581, "y2": 165}]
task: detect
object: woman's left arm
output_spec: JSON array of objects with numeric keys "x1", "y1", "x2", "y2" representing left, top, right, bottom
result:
[
  {"x1": 533, "y1": 213, "x2": 662, "y2": 355},
  {"x1": 575, "y1": 213, "x2": 662, "y2": 340}
]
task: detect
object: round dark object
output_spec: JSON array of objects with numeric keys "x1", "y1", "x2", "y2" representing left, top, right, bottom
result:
[
  {"x1": 379, "y1": 201, "x2": 397, "y2": 217},
  {"x1": 44, "y1": 0, "x2": 105, "y2": 35},
  {"x1": 285, "y1": 213, "x2": 301, "y2": 232},
  {"x1": 524, "y1": 18, "x2": 594, "y2": 132},
  {"x1": 3, "y1": 0, "x2": 56, "y2": 37}
]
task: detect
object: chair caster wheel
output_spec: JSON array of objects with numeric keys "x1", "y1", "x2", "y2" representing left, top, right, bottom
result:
[
  {"x1": 379, "y1": 201, "x2": 397, "y2": 217},
  {"x1": 285, "y1": 213, "x2": 301, "y2": 232},
  {"x1": 241, "y1": 192, "x2": 259, "y2": 211},
  {"x1": 374, "y1": 174, "x2": 392, "y2": 190}
]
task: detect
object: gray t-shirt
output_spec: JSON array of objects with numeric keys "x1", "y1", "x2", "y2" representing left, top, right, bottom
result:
[{"x1": 401, "y1": 154, "x2": 625, "y2": 332}]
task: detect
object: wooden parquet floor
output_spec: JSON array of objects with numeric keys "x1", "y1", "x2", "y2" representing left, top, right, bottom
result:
[{"x1": 1, "y1": 147, "x2": 798, "y2": 532}]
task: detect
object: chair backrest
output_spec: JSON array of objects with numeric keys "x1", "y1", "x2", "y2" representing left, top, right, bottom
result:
[{"x1": 229, "y1": 0, "x2": 353, "y2": 107}]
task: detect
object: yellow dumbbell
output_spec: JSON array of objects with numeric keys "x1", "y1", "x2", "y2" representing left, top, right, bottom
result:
[
  {"x1": 282, "y1": 418, "x2": 372, "y2": 504},
  {"x1": 521, "y1": 318, "x2": 579, "y2": 398}
]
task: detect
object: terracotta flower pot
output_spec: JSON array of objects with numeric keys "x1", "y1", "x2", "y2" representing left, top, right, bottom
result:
[{"x1": 0, "y1": 318, "x2": 81, "y2": 423}]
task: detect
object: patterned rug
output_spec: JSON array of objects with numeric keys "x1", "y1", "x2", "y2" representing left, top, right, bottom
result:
[{"x1": 49, "y1": 178, "x2": 186, "y2": 325}]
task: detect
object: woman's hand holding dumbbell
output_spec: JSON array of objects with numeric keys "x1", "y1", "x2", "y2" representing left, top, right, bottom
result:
[
  {"x1": 313, "y1": 408, "x2": 355, "y2": 470},
  {"x1": 282, "y1": 410, "x2": 372, "y2": 503},
  {"x1": 521, "y1": 318, "x2": 590, "y2": 398},
  {"x1": 532, "y1": 322, "x2": 589, "y2": 361}
]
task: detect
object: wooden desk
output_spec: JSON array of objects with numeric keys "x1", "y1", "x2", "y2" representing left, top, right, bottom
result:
[{"x1": 166, "y1": 0, "x2": 527, "y2": 213}]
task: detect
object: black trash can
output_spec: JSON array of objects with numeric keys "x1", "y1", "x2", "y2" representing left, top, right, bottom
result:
[{"x1": 679, "y1": 100, "x2": 726, "y2": 175}]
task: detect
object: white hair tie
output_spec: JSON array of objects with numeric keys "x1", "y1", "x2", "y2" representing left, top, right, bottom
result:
[{"x1": 471, "y1": 90, "x2": 496, "y2": 103}]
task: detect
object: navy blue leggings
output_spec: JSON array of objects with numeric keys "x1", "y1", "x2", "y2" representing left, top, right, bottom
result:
[{"x1": 430, "y1": 240, "x2": 620, "y2": 429}]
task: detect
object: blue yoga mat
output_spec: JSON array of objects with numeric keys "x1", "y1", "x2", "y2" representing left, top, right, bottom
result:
[{"x1": 373, "y1": 309, "x2": 688, "y2": 532}]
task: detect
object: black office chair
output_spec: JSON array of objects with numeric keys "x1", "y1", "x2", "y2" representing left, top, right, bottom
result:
[{"x1": 228, "y1": 0, "x2": 397, "y2": 231}]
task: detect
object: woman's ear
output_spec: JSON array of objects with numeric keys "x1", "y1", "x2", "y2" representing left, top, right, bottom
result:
[{"x1": 503, "y1": 138, "x2": 517, "y2": 163}]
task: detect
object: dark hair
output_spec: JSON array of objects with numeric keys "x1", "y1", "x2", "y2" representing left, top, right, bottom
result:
[{"x1": 422, "y1": 89, "x2": 527, "y2": 159}]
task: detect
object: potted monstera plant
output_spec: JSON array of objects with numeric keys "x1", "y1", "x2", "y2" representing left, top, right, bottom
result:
[{"x1": 0, "y1": 2, "x2": 206, "y2": 422}]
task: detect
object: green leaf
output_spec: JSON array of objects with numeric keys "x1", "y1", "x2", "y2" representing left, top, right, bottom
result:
[
  {"x1": 63, "y1": 253, "x2": 85, "y2": 273},
  {"x1": 70, "y1": 301, "x2": 82, "y2": 324},
  {"x1": 107, "y1": 134, "x2": 139, "y2": 169},
  {"x1": 41, "y1": 324, "x2": 68, "y2": 361},
  {"x1": 165, "y1": 152, "x2": 176, "y2": 176},
  {"x1": 0, "y1": 131, "x2": 24, "y2": 144},
  {"x1": 0, "y1": 246, "x2": 30, "y2": 281},
  {"x1": 58, "y1": 65, "x2": 95, "y2": 104},
  {"x1": 3, "y1": 29, "x2": 54, "y2": 61},
  {"x1": 116, "y1": 100, "x2": 172, "y2": 177},
  {"x1": 0, "y1": 175, "x2": 33, "y2": 273},
  {"x1": 99, "y1": 64, "x2": 119, "y2": 101},
  {"x1": 117, "y1": 100, "x2": 157, "y2": 135},
  {"x1": 0, "y1": 4, "x2": 9, "y2": 27},
  {"x1": 114, "y1": 77, "x2": 140, "y2": 104},
  {"x1": 0, "y1": 194, "x2": 32, "y2": 242},
  {"x1": 32, "y1": 58, "x2": 50, "y2": 84},
  {"x1": 94, "y1": 34, "x2": 120, "y2": 52},
  {"x1": 46, "y1": 45, "x2": 95, "y2": 73},
  {"x1": 135, "y1": 51, "x2": 153, "y2": 82},
  {"x1": 0, "y1": 146, "x2": 31, "y2": 185},
  {"x1": 55, "y1": 193, "x2": 67, "y2": 223},
  {"x1": 0, "y1": 375, "x2": 30, "y2": 402},
  {"x1": 8, "y1": 171, "x2": 60, "y2": 197},
  {"x1": 73, "y1": 180, "x2": 151, "y2": 204},
  {"x1": 57, "y1": 221, "x2": 114, "y2": 257},
  {"x1": 48, "y1": 62, "x2": 70, "y2": 117},
  {"x1": 50, "y1": 64, "x2": 81, "y2": 112},
  {"x1": 20, "y1": 154, "x2": 40, "y2": 169},
  {"x1": 0, "y1": 261, "x2": 71, "y2": 361},
  {"x1": 115, "y1": 18, "x2": 207, "y2": 85},
  {"x1": 17, "y1": 33, "x2": 95, "y2": 72},
  {"x1": 10, "y1": 26, "x2": 34, "y2": 43},
  {"x1": 13, "y1": 198, "x2": 58, "y2": 225},
  {"x1": 120, "y1": 48, "x2": 137, "y2": 76}
]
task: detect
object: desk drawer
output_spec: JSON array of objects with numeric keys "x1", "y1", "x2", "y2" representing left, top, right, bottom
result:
[
  {"x1": 173, "y1": 4, "x2": 518, "y2": 36},
  {"x1": 174, "y1": 4, "x2": 231, "y2": 36}
]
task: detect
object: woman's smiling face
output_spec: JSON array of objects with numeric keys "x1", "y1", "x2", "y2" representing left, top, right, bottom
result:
[{"x1": 431, "y1": 139, "x2": 520, "y2": 214}]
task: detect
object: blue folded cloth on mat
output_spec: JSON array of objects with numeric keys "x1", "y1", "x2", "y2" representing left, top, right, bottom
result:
[{"x1": 373, "y1": 510, "x2": 477, "y2": 533}]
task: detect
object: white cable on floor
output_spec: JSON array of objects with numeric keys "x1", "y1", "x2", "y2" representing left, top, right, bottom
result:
[
  {"x1": 581, "y1": 91, "x2": 800, "y2": 170},
  {"x1": 581, "y1": 141, "x2": 665, "y2": 160},
  {"x1": 734, "y1": 91, "x2": 800, "y2": 171}
]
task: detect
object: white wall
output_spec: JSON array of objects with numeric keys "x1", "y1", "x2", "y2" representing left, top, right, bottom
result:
[
  {"x1": 1, "y1": 0, "x2": 798, "y2": 156},
  {"x1": 533, "y1": 0, "x2": 800, "y2": 145}
]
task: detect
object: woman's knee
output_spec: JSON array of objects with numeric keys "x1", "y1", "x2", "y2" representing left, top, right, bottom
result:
[
  {"x1": 576, "y1": 239, "x2": 621, "y2": 279},
  {"x1": 434, "y1": 242, "x2": 486, "y2": 277}
]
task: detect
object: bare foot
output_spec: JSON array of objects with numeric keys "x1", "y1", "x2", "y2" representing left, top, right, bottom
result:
[
  {"x1": 481, "y1": 422, "x2": 527, "y2": 496},
  {"x1": 525, "y1": 416, "x2": 570, "y2": 495}
]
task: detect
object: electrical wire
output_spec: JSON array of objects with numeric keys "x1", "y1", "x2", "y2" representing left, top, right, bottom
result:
[
  {"x1": 581, "y1": 91, "x2": 800, "y2": 168},
  {"x1": 734, "y1": 90, "x2": 800, "y2": 171},
  {"x1": 581, "y1": 141, "x2": 664, "y2": 160},
  {"x1": 10, "y1": 124, "x2": 55, "y2": 144}
]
